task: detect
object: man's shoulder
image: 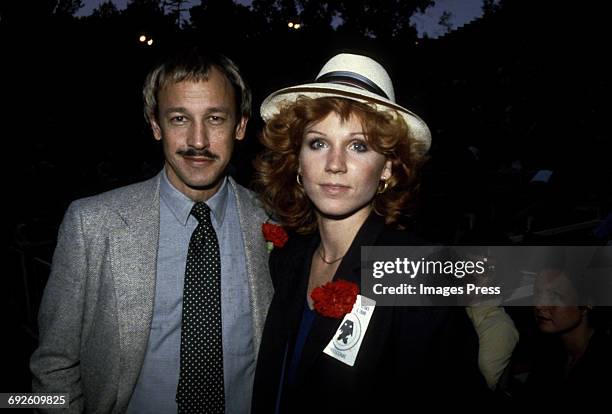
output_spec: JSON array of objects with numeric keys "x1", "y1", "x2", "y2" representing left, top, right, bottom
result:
[
  {"x1": 228, "y1": 177, "x2": 266, "y2": 213},
  {"x1": 69, "y1": 174, "x2": 160, "y2": 215}
]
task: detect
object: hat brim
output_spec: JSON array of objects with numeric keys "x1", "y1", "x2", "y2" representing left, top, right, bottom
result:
[{"x1": 260, "y1": 82, "x2": 431, "y2": 152}]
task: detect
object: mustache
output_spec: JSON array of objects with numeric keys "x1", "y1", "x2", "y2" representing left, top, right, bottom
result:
[{"x1": 177, "y1": 148, "x2": 219, "y2": 159}]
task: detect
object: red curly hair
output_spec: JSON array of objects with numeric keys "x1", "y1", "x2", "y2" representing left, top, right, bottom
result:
[{"x1": 254, "y1": 96, "x2": 428, "y2": 234}]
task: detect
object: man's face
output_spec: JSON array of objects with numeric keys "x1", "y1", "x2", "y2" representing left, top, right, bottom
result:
[{"x1": 150, "y1": 67, "x2": 247, "y2": 201}]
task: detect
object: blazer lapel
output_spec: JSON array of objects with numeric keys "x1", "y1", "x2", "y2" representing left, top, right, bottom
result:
[
  {"x1": 109, "y1": 175, "x2": 160, "y2": 403},
  {"x1": 229, "y1": 177, "x2": 273, "y2": 358},
  {"x1": 285, "y1": 235, "x2": 319, "y2": 340},
  {"x1": 295, "y1": 213, "x2": 386, "y2": 382}
]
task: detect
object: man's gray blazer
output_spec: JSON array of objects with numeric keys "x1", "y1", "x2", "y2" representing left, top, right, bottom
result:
[{"x1": 30, "y1": 174, "x2": 273, "y2": 413}]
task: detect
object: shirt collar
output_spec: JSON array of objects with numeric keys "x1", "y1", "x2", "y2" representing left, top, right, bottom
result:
[{"x1": 159, "y1": 167, "x2": 229, "y2": 227}]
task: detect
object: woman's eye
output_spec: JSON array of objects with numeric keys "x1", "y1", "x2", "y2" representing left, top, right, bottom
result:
[
  {"x1": 308, "y1": 139, "x2": 326, "y2": 150},
  {"x1": 350, "y1": 141, "x2": 368, "y2": 152},
  {"x1": 171, "y1": 116, "x2": 186, "y2": 123}
]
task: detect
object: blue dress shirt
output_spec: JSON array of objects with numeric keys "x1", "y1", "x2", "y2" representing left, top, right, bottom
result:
[{"x1": 127, "y1": 170, "x2": 255, "y2": 413}]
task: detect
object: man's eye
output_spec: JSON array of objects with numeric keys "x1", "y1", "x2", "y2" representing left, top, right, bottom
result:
[
  {"x1": 171, "y1": 116, "x2": 186, "y2": 123},
  {"x1": 209, "y1": 116, "x2": 225, "y2": 124}
]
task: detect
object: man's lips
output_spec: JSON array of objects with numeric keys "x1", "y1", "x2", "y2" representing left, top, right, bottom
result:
[
  {"x1": 181, "y1": 153, "x2": 218, "y2": 165},
  {"x1": 183, "y1": 155, "x2": 215, "y2": 161},
  {"x1": 178, "y1": 148, "x2": 218, "y2": 160}
]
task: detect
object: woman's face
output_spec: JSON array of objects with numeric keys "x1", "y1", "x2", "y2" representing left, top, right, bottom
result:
[
  {"x1": 534, "y1": 305, "x2": 585, "y2": 335},
  {"x1": 298, "y1": 111, "x2": 391, "y2": 219},
  {"x1": 534, "y1": 269, "x2": 586, "y2": 334}
]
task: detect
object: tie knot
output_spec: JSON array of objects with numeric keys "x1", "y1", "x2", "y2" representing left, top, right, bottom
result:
[{"x1": 190, "y1": 202, "x2": 211, "y2": 224}]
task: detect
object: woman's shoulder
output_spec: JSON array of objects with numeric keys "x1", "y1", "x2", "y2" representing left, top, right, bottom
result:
[
  {"x1": 268, "y1": 231, "x2": 317, "y2": 289},
  {"x1": 586, "y1": 329, "x2": 612, "y2": 364},
  {"x1": 270, "y1": 230, "x2": 316, "y2": 261},
  {"x1": 376, "y1": 224, "x2": 430, "y2": 246}
]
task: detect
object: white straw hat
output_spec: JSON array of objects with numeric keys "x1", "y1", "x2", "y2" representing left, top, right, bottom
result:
[{"x1": 260, "y1": 53, "x2": 431, "y2": 152}]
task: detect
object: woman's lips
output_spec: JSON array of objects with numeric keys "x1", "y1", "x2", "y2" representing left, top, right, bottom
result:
[
  {"x1": 320, "y1": 183, "x2": 350, "y2": 195},
  {"x1": 535, "y1": 315, "x2": 552, "y2": 324}
]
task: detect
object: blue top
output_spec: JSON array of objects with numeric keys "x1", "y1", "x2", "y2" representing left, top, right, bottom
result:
[
  {"x1": 127, "y1": 170, "x2": 255, "y2": 414},
  {"x1": 287, "y1": 304, "x2": 316, "y2": 386}
]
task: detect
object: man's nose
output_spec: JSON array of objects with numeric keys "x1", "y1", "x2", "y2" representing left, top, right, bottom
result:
[{"x1": 188, "y1": 121, "x2": 209, "y2": 149}]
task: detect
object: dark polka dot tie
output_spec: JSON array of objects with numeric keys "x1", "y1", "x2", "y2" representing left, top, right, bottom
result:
[{"x1": 176, "y1": 202, "x2": 225, "y2": 413}]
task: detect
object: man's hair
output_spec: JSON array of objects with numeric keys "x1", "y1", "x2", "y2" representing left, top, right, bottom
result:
[
  {"x1": 254, "y1": 96, "x2": 428, "y2": 234},
  {"x1": 143, "y1": 46, "x2": 251, "y2": 124}
]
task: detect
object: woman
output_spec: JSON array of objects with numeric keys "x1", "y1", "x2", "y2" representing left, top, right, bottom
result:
[
  {"x1": 252, "y1": 53, "x2": 485, "y2": 413},
  {"x1": 523, "y1": 262, "x2": 612, "y2": 406}
]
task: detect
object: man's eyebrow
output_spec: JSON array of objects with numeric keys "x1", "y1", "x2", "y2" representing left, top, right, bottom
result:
[
  {"x1": 162, "y1": 106, "x2": 188, "y2": 115},
  {"x1": 162, "y1": 106, "x2": 232, "y2": 115},
  {"x1": 205, "y1": 106, "x2": 232, "y2": 114}
]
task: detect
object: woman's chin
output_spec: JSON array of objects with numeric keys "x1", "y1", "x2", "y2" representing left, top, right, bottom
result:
[{"x1": 314, "y1": 203, "x2": 373, "y2": 221}]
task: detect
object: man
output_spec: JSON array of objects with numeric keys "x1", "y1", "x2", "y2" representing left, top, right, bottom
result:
[{"x1": 30, "y1": 47, "x2": 273, "y2": 413}]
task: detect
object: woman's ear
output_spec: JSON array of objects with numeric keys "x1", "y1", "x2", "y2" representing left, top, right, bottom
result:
[
  {"x1": 381, "y1": 160, "x2": 392, "y2": 180},
  {"x1": 580, "y1": 304, "x2": 593, "y2": 317}
]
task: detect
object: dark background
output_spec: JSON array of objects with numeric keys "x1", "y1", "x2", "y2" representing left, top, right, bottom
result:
[{"x1": 2, "y1": 0, "x2": 611, "y2": 399}]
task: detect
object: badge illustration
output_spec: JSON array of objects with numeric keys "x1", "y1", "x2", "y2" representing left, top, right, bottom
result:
[
  {"x1": 333, "y1": 313, "x2": 361, "y2": 351},
  {"x1": 324, "y1": 295, "x2": 376, "y2": 366}
]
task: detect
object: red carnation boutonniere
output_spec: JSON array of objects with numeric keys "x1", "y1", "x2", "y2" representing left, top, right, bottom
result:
[
  {"x1": 311, "y1": 279, "x2": 360, "y2": 319},
  {"x1": 262, "y1": 222, "x2": 288, "y2": 252}
]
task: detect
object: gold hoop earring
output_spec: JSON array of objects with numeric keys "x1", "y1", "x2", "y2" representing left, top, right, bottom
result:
[
  {"x1": 377, "y1": 180, "x2": 388, "y2": 194},
  {"x1": 296, "y1": 174, "x2": 303, "y2": 187}
]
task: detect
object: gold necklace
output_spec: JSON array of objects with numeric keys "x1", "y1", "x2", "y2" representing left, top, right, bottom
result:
[{"x1": 317, "y1": 246, "x2": 344, "y2": 264}]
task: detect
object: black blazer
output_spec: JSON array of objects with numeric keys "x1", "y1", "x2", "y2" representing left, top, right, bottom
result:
[{"x1": 253, "y1": 213, "x2": 487, "y2": 413}]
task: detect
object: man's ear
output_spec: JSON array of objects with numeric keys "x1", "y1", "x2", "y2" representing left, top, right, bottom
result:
[
  {"x1": 235, "y1": 116, "x2": 248, "y2": 141},
  {"x1": 150, "y1": 115, "x2": 162, "y2": 141}
]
